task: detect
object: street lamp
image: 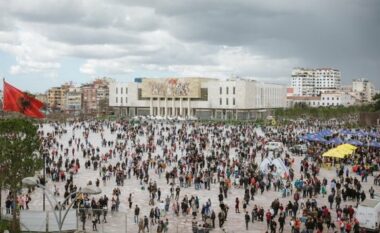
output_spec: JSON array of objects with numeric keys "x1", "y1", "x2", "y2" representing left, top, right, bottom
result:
[{"x1": 22, "y1": 177, "x2": 102, "y2": 233}]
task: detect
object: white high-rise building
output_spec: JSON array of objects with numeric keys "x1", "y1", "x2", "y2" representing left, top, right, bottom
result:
[
  {"x1": 291, "y1": 68, "x2": 341, "y2": 96},
  {"x1": 352, "y1": 78, "x2": 375, "y2": 102}
]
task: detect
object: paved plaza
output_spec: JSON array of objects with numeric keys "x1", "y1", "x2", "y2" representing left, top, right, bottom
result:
[{"x1": 2, "y1": 121, "x2": 379, "y2": 233}]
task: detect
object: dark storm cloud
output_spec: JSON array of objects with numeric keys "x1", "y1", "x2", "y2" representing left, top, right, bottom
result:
[
  {"x1": 108, "y1": 0, "x2": 380, "y2": 85},
  {"x1": 1, "y1": 0, "x2": 379, "y2": 87}
]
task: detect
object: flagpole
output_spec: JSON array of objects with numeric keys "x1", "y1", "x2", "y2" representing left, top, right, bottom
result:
[
  {"x1": 0, "y1": 78, "x2": 3, "y2": 215},
  {"x1": 1, "y1": 78, "x2": 4, "y2": 119}
]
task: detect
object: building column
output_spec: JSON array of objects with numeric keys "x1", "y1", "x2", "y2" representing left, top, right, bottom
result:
[
  {"x1": 172, "y1": 98, "x2": 175, "y2": 116},
  {"x1": 165, "y1": 98, "x2": 168, "y2": 117},
  {"x1": 179, "y1": 98, "x2": 183, "y2": 116},
  {"x1": 187, "y1": 98, "x2": 191, "y2": 117},
  {"x1": 149, "y1": 98, "x2": 153, "y2": 116},
  {"x1": 157, "y1": 98, "x2": 161, "y2": 116}
]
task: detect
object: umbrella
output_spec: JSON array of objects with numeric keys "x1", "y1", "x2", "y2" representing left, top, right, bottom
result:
[
  {"x1": 298, "y1": 135, "x2": 308, "y2": 142},
  {"x1": 328, "y1": 137, "x2": 344, "y2": 145},
  {"x1": 352, "y1": 130, "x2": 368, "y2": 137},
  {"x1": 369, "y1": 141, "x2": 380, "y2": 148},
  {"x1": 312, "y1": 137, "x2": 328, "y2": 143},
  {"x1": 308, "y1": 135, "x2": 327, "y2": 143},
  {"x1": 346, "y1": 139, "x2": 363, "y2": 146},
  {"x1": 340, "y1": 129, "x2": 353, "y2": 135},
  {"x1": 318, "y1": 129, "x2": 333, "y2": 137}
]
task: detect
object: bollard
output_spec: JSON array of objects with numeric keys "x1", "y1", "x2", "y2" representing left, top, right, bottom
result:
[
  {"x1": 125, "y1": 213, "x2": 128, "y2": 233},
  {"x1": 46, "y1": 211, "x2": 49, "y2": 233}
]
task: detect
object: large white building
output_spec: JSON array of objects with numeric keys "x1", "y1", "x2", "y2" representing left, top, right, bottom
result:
[
  {"x1": 109, "y1": 77, "x2": 287, "y2": 120},
  {"x1": 287, "y1": 90, "x2": 358, "y2": 108},
  {"x1": 352, "y1": 78, "x2": 375, "y2": 102},
  {"x1": 291, "y1": 68, "x2": 341, "y2": 96}
]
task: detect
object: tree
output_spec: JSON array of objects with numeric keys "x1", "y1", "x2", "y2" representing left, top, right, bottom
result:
[
  {"x1": 372, "y1": 93, "x2": 380, "y2": 112},
  {"x1": 0, "y1": 118, "x2": 43, "y2": 232}
]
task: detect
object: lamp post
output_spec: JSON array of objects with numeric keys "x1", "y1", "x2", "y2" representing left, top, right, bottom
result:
[
  {"x1": 42, "y1": 149, "x2": 49, "y2": 211},
  {"x1": 22, "y1": 177, "x2": 102, "y2": 233}
]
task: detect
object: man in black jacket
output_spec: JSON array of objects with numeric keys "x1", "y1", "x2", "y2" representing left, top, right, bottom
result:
[{"x1": 244, "y1": 211, "x2": 250, "y2": 230}]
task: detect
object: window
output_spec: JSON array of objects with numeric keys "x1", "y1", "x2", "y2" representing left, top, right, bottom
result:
[
  {"x1": 116, "y1": 97, "x2": 118, "y2": 103},
  {"x1": 233, "y1": 98, "x2": 235, "y2": 105},
  {"x1": 233, "y1": 87, "x2": 235, "y2": 94},
  {"x1": 219, "y1": 87, "x2": 222, "y2": 94},
  {"x1": 125, "y1": 97, "x2": 128, "y2": 103},
  {"x1": 219, "y1": 98, "x2": 222, "y2": 105},
  {"x1": 337, "y1": 97, "x2": 339, "y2": 100},
  {"x1": 125, "y1": 87, "x2": 128, "y2": 94},
  {"x1": 116, "y1": 87, "x2": 118, "y2": 94},
  {"x1": 200, "y1": 88, "x2": 208, "y2": 101},
  {"x1": 226, "y1": 98, "x2": 229, "y2": 105},
  {"x1": 332, "y1": 97, "x2": 334, "y2": 100},
  {"x1": 120, "y1": 97, "x2": 123, "y2": 103},
  {"x1": 121, "y1": 88, "x2": 123, "y2": 94},
  {"x1": 226, "y1": 87, "x2": 229, "y2": 95}
]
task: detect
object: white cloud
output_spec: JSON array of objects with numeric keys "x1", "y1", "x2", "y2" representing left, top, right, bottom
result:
[
  {"x1": 80, "y1": 58, "x2": 134, "y2": 75},
  {"x1": 0, "y1": 0, "x2": 378, "y2": 87},
  {"x1": 0, "y1": 31, "x2": 64, "y2": 75}
]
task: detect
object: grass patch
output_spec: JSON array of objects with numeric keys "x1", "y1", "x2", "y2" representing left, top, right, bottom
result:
[{"x1": 0, "y1": 219, "x2": 11, "y2": 232}]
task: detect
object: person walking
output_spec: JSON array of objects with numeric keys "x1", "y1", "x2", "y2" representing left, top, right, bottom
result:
[
  {"x1": 128, "y1": 193, "x2": 133, "y2": 209},
  {"x1": 266, "y1": 209, "x2": 272, "y2": 229},
  {"x1": 144, "y1": 216, "x2": 149, "y2": 232},
  {"x1": 278, "y1": 212, "x2": 285, "y2": 233},
  {"x1": 235, "y1": 197, "x2": 240, "y2": 213},
  {"x1": 211, "y1": 210, "x2": 216, "y2": 228},
  {"x1": 134, "y1": 205, "x2": 140, "y2": 224},
  {"x1": 245, "y1": 211, "x2": 250, "y2": 230}
]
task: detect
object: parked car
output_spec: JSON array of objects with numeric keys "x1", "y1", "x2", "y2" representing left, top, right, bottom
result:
[
  {"x1": 265, "y1": 142, "x2": 284, "y2": 151},
  {"x1": 290, "y1": 144, "x2": 308, "y2": 155}
]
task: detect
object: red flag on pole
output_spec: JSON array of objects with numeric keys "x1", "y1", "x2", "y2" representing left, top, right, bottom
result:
[{"x1": 3, "y1": 80, "x2": 45, "y2": 118}]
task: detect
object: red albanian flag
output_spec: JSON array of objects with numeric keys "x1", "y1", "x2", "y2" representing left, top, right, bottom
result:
[{"x1": 3, "y1": 81, "x2": 45, "y2": 118}]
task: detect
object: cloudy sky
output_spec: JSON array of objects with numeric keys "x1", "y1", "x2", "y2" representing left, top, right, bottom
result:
[{"x1": 0, "y1": 0, "x2": 379, "y2": 92}]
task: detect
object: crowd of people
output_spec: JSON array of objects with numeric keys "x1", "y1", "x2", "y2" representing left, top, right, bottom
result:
[{"x1": 3, "y1": 118, "x2": 380, "y2": 232}]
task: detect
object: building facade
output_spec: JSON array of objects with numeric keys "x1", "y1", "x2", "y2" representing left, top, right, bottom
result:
[
  {"x1": 47, "y1": 87, "x2": 63, "y2": 110},
  {"x1": 81, "y1": 78, "x2": 110, "y2": 114},
  {"x1": 291, "y1": 68, "x2": 341, "y2": 96},
  {"x1": 352, "y1": 78, "x2": 375, "y2": 102},
  {"x1": 64, "y1": 87, "x2": 82, "y2": 113},
  {"x1": 287, "y1": 90, "x2": 358, "y2": 108},
  {"x1": 47, "y1": 83, "x2": 73, "y2": 110},
  {"x1": 109, "y1": 77, "x2": 287, "y2": 120}
]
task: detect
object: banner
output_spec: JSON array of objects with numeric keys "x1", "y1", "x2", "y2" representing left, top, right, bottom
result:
[{"x1": 141, "y1": 78, "x2": 201, "y2": 98}]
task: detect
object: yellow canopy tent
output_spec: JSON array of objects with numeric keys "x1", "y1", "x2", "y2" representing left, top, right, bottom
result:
[
  {"x1": 337, "y1": 144, "x2": 357, "y2": 151},
  {"x1": 322, "y1": 143, "x2": 357, "y2": 159},
  {"x1": 334, "y1": 147, "x2": 354, "y2": 155},
  {"x1": 322, "y1": 149, "x2": 346, "y2": 158}
]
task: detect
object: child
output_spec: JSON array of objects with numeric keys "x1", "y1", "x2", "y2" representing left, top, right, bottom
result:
[{"x1": 92, "y1": 215, "x2": 97, "y2": 231}]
